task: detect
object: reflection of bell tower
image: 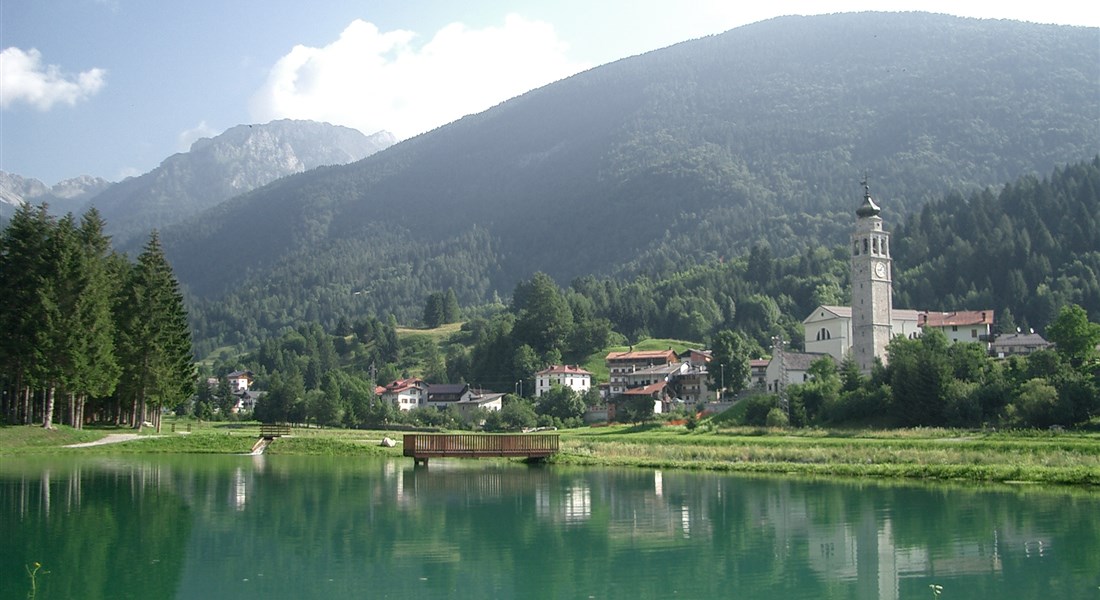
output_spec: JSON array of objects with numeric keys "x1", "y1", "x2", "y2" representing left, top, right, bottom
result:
[{"x1": 850, "y1": 179, "x2": 893, "y2": 373}]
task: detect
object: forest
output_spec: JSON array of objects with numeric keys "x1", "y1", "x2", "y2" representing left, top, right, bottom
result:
[{"x1": 0, "y1": 205, "x2": 194, "y2": 431}]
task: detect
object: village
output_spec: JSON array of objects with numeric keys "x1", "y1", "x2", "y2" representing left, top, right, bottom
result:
[{"x1": 217, "y1": 188, "x2": 1055, "y2": 425}]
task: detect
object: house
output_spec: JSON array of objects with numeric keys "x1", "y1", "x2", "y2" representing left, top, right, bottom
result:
[
  {"x1": 234, "y1": 390, "x2": 265, "y2": 413},
  {"x1": 989, "y1": 331, "x2": 1051, "y2": 358},
  {"x1": 454, "y1": 392, "x2": 505, "y2": 421},
  {"x1": 605, "y1": 349, "x2": 679, "y2": 396},
  {"x1": 748, "y1": 359, "x2": 770, "y2": 391},
  {"x1": 534, "y1": 365, "x2": 594, "y2": 397},
  {"x1": 226, "y1": 370, "x2": 254, "y2": 393},
  {"x1": 919, "y1": 310, "x2": 995, "y2": 346},
  {"x1": 379, "y1": 378, "x2": 426, "y2": 411},
  {"x1": 426, "y1": 383, "x2": 473, "y2": 408},
  {"x1": 669, "y1": 364, "x2": 710, "y2": 405},
  {"x1": 765, "y1": 351, "x2": 836, "y2": 393},
  {"x1": 613, "y1": 382, "x2": 669, "y2": 420},
  {"x1": 621, "y1": 361, "x2": 687, "y2": 391},
  {"x1": 679, "y1": 349, "x2": 712, "y2": 367}
]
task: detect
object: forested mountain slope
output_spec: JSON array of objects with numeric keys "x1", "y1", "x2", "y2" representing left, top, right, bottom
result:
[
  {"x1": 893, "y1": 157, "x2": 1100, "y2": 330},
  {"x1": 158, "y1": 12, "x2": 1099, "y2": 349}
]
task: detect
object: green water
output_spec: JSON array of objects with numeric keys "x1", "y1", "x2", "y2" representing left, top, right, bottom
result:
[{"x1": 1, "y1": 455, "x2": 1096, "y2": 599}]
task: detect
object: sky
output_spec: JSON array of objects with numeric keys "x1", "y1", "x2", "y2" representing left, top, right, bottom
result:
[{"x1": 2, "y1": 0, "x2": 1098, "y2": 185}]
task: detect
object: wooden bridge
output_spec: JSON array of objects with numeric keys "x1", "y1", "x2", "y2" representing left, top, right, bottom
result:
[
  {"x1": 260, "y1": 423, "x2": 291, "y2": 439},
  {"x1": 403, "y1": 433, "x2": 559, "y2": 465}
]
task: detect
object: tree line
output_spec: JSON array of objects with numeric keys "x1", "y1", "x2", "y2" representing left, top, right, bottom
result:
[{"x1": 0, "y1": 204, "x2": 194, "y2": 430}]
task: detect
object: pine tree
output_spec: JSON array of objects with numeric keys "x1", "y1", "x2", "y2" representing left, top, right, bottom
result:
[
  {"x1": 37, "y1": 214, "x2": 82, "y2": 429},
  {"x1": 0, "y1": 204, "x2": 53, "y2": 424},
  {"x1": 118, "y1": 231, "x2": 195, "y2": 431},
  {"x1": 443, "y1": 288, "x2": 460, "y2": 323},
  {"x1": 68, "y1": 209, "x2": 122, "y2": 428}
]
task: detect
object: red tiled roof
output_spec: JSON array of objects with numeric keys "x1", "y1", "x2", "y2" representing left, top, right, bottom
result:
[
  {"x1": 382, "y1": 378, "x2": 424, "y2": 394},
  {"x1": 622, "y1": 381, "x2": 667, "y2": 395},
  {"x1": 919, "y1": 310, "x2": 994, "y2": 328}
]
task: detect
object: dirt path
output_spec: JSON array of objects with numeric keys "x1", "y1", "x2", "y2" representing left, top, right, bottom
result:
[{"x1": 65, "y1": 433, "x2": 159, "y2": 448}]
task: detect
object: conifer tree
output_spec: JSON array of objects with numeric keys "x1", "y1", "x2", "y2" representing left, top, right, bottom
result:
[
  {"x1": 68, "y1": 209, "x2": 122, "y2": 427},
  {"x1": 0, "y1": 203, "x2": 54, "y2": 424},
  {"x1": 118, "y1": 231, "x2": 195, "y2": 431}
]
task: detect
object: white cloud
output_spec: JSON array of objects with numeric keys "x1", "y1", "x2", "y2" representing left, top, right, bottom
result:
[
  {"x1": 249, "y1": 15, "x2": 589, "y2": 140},
  {"x1": 0, "y1": 47, "x2": 107, "y2": 110},
  {"x1": 177, "y1": 120, "x2": 219, "y2": 152}
]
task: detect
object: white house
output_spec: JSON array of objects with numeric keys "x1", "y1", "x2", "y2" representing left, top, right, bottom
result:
[
  {"x1": 918, "y1": 310, "x2": 995, "y2": 346},
  {"x1": 454, "y1": 392, "x2": 505, "y2": 420},
  {"x1": 226, "y1": 370, "x2": 254, "y2": 393},
  {"x1": 379, "y1": 378, "x2": 426, "y2": 411},
  {"x1": 534, "y1": 365, "x2": 594, "y2": 397}
]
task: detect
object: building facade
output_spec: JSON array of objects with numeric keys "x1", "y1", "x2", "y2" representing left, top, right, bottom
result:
[
  {"x1": 535, "y1": 365, "x2": 594, "y2": 397},
  {"x1": 605, "y1": 349, "x2": 679, "y2": 396}
]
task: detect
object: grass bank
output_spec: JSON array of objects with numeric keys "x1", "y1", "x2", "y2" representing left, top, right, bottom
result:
[
  {"x1": 554, "y1": 425, "x2": 1100, "y2": 485},
  {"x1": 0, "y1": 420, "x2": 406, "y2": 458},
  {"x1": 3, "y1": 420, "x2": 1097, "y2": 485}
]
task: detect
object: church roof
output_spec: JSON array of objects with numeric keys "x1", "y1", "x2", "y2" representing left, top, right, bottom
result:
[{"x1": 803, "y1": 305, "x2": 921, "y2": 324}]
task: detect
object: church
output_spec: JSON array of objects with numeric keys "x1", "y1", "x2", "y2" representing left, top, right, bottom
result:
[{"x1": 799, "y1": 181, "x2": 994, "y2": 374}]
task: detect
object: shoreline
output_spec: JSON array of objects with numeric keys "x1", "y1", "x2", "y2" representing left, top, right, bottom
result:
[{"x1": 4, "y1": 423, "x2": 1099, "y2": 486}]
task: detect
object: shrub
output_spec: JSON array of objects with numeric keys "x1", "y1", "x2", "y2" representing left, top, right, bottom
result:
[{"x1": 765, "y1": 407, "x2": 790, "y2": 428}]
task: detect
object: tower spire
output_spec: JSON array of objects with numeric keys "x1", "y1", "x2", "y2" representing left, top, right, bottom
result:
[{"x1": 856, "y1": 174, "x2": 881, "y2": 218}]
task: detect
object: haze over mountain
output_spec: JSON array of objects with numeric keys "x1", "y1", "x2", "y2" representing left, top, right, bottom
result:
[
  {"x1": 149, "y1": 12, "x2": 1098, "y2": 347},
  {"x1": 86, "y1": 120, "x2": 396, "y2": 247},
  {"x1": 0, "y1": 172, "x2": 112, "y2": 219}
]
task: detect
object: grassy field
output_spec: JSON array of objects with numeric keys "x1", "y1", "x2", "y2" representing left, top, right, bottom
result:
[
  {"x1": 580, "y1": 338, "x2": 702, "y2": 382},
  {"x1": 558, "y1": 424, "x2": 1100, "y2": 485},
  {"x1": 3, "y1": 418, "x2": 1098, "y2": 485},
  {"x1": 396, "y1": 322, "x2": 464, "y2": 343}
]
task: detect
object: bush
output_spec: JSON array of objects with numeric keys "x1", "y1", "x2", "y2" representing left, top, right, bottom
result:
[
  {"x1": 741, "y1": 394, "x2": 777, "y2": 426},
  {"x1": 765, "y1": 407, "x2": 790, "y2": 428}
]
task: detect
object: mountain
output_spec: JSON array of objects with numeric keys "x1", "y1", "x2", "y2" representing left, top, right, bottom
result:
[
  {"x1": 0, "y1": 172, "x2": 113, "y2": 220},
  {"x1": 89, "y1": 120, "x2": 395, "y2": 247},
  {"x1": 154, "y1": 12, "x2": 1100, "y2": 349}
]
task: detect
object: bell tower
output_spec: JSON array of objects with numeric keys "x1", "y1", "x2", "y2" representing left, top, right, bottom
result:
[{"x1": 850, "y1": 179, "x2": 893, "y2": 373}]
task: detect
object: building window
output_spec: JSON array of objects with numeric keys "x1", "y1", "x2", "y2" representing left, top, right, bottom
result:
[
  {"x1": 971, "y1": 329, "x2": 977, "y2": 338},
  {"x1": 952, "y1": 325, "x2": 958, "y2": 332}
]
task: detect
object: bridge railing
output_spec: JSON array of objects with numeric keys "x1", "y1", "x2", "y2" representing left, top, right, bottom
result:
[
  {"x1": 402, "y1": 433, "x2": 559, "y2": 458},
  {"x1": 260, "y1": 423, "x2": 291, "y2": 439}
]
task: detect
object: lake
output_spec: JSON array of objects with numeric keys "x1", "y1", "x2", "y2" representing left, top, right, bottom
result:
[{"x1": 2, "y1": 455, "x2": 1096, "y2": 599}]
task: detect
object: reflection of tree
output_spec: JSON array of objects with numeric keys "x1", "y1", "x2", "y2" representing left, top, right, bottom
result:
[{"x1": 0, "y1": 461, "x2": 191, "y2": 600}]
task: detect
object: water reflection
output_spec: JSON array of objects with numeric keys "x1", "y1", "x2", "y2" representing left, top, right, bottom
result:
[{"x1": 1, "y1": 457, "x2": 1096, "y2": 600}]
